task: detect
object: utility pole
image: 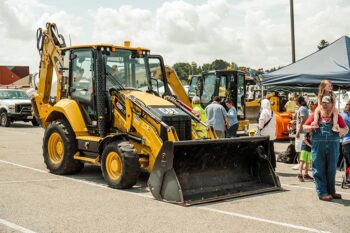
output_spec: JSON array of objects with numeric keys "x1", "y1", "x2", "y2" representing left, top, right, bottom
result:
[{"x1": 290, "y1": 0, "x2": 296, "y2": 63}]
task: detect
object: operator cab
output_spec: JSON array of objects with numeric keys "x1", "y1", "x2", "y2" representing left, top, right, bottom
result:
[
  {"x1": 190, "y1": 70, "x2": 246, "y2": 121},
  {"x1": 60, "y1": 45, "x2": 170, "y2": 133}
]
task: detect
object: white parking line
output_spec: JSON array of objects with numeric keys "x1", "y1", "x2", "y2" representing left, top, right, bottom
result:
[
  {"x1": 0, "y1": 218, "x2": 36, "y2": 233},
  {"x1": 283, "y1": 184, "x2": 350, "y2": 196},
  {"x1": 0, "y1": 159, "x2": 333, "y2": 232},
  {"x1": 198, "y1": 207, "x2": 331, "y2": 233},
  {"x1": 0, "y1": 178, "x2": 63, "y2": 184},
  {"x1": 0, "y1": 159, "x2": 153, "y2": 199}
]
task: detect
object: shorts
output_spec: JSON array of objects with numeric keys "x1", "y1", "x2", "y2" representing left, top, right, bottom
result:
[
  {"x1": 295, "y1": 134, "x2": 305, "y2": 153},
  {"x1": 300, "y1": 150, "x2": 312, "y2": 163}
]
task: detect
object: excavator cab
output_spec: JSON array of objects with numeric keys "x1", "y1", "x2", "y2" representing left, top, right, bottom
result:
[
  {"x1": 189, "y1": 70, "x2": 250, "y2": 132},
  {"x1": 57, "y1": 47, "x2": 171, "y2": 132}
]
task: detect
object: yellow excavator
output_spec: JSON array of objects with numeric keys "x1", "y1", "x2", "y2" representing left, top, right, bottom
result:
[{"x1": 32, "y1": 22, "x2": 280, "y2": 206}]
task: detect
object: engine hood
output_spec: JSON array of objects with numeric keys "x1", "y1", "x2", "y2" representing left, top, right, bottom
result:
[{"x1": 122, "y1": 90, "x2": 174, "y2": 107}]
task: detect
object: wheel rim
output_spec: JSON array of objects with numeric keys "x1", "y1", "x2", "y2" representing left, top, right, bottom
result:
[
  {"x1": 48, "y1": 132, "x2": 64, "y2": 164},
  {"x1": 106, "y1": 152, "x2": 122, "y2": 180}
]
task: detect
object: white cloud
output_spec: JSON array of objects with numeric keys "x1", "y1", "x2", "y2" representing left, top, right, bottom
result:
[
  {"x1": 89, "y1": 6, "x2": 154, "y2": 44},
  {"x1": 0, "y1": 0, "x2": 349, "y2": 73},
  {"x1": 0, "y1": 0, "x2": 44, "y2": 40}
]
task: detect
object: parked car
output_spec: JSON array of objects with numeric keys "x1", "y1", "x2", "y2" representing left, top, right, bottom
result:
[{"x1": 0, "y1": 89, "x2": 38, "y2": 127}]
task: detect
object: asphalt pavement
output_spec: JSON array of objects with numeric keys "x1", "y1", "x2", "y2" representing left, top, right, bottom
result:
[{"x1": 0, "y1": 123, "x2": 349, "y2": 233}]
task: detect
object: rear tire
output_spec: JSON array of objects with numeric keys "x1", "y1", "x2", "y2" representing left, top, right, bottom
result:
[
  {"x1": 43, "y1": 119, "x2": 83, "y2": 174},
  {"x1": 0, "y1": 112, "x2": 11, "y2": 127},
  {"x1": 101, "y1": 141, "x2": 140, "y2": 189}
]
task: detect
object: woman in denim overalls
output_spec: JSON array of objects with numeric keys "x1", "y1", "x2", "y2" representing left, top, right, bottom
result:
[{"x1": 304, "y1": 96, "x2": 348, "y2": 201}]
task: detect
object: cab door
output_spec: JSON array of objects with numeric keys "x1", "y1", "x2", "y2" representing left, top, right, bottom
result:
[
  {"x1": 69, "y1": 50, "x2": 96, "y2": 125},
  {"x1": 236, "y1": 73, "x2": 246, "y2": 120}
]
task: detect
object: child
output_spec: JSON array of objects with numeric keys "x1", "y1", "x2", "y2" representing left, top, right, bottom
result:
[
  {"x1": 311, "y1": 80, "x2": 339, "y2": 132},
  {"x1": 297, "y1": 133, "x2": 313, "y2": 182}
]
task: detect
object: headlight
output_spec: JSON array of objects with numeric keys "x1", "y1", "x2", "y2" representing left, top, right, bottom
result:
[{"x1": 8, "y1": 105, "x2": 15, "y2": 113}]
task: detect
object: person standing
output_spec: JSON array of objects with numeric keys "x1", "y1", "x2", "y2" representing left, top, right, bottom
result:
[
  {"x1": 258, "y1": 99, "x2": 277, "y2": 169},
  {"x1": 340, "y1": 100, "x2": 350, "y2": 182},
  {"x1": 225, "y1": 99, "x2": 238, "y2": 137},
  {"x1": 192, "y1": 96, "x2": 208, "y2": 138},
  {"x1": 294, "y1": 96, "x2": 309, "y2": 169},
  {"x1": 205, "y1": 96, "x2": 227, "y2": 138},
  {"x1": 284, "y1": 95, "x2": 297, "y2": 113},
  {"x1": 297, "y1": 133, "x2": 313, "y2": 182},
  {"x1": 303, "y1": 95, "x2": 348, "y2": 201}
]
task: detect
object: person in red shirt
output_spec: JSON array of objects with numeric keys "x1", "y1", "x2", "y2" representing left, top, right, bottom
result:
[{"x1": 303, "y1": 95, "x2": 348, "y2": 201}]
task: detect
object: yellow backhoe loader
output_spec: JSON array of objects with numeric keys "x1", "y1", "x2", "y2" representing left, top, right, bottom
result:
[{"x1": 32, "y1": 22, "x2": 280, "y2": 206}]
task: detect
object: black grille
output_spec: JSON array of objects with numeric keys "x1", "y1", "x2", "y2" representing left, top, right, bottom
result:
[
  {"x1": 161, "y1": 115, "x2": 192, "y2": 141},
  {"x1": 15, "y1": 104, "x2": 32, "y2": 113}
]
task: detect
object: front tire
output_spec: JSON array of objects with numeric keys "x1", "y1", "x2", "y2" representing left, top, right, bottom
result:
[
  {"x1": 101, "y1": 141, "x2": 140, "y2": 189},
  {"x1": 0, "y1": 112, "x2": 11, "y2": 127},
  {"x1": 43, "y1": 119, "x2": 83, "y2": 174}
]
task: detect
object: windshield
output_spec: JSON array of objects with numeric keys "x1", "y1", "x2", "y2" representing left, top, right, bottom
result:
[
  {"x1": 188, "y1": 76, "x2": 200, "y2": 99},
  {"x1": 105, "y1": 50, "x2": 166, "y2": 97},
  {"x1": 0, "y1": 90, "x2": 29, "y2": 100},
  {"x1": 201, "y1": 74, "x2": 216, "y2": 106}
]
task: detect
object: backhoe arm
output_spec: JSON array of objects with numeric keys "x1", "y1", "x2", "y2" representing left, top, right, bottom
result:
[
  {"x1": 164, "y1": 66, "x2": 191, "y2": 107},
  {"x1": 36, "y1": 23, "x2": 66, "y2": 104}
]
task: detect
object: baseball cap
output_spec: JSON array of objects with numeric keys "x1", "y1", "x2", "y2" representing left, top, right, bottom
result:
[{"x1": 321, "y1": 95, "x2": 332, "y2": 104}]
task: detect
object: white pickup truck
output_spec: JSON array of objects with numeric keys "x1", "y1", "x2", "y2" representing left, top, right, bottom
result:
[{"x1": 0, "y1": 88, "x2": 38, "y2": 127}]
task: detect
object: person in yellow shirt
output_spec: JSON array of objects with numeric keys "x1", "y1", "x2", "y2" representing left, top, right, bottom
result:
[
  {"x1": 284, "y1": 95, "x2": 296, "y2": 113},
  {"x1": 192, "y1": 96, "x2": 208, "y2": 138}
]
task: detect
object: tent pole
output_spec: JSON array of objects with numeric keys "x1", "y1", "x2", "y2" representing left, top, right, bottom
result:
[{"x1": 338, "y1": 87, "x2": 341, "y2": 111}]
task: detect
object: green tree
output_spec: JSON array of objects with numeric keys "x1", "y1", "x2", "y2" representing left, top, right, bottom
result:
[
  {"x1": 317, "y1": 39, "x2": 329, "y2": 50},
  {"x1": 211, "y1": 59, "x2": 230, "y2": 70},
  {"x1": 173, "y1": 63, "x2": 192, "y2": 81},
  {"x1": 201, "y1": 63, "x2": 212, "y2": 72}
]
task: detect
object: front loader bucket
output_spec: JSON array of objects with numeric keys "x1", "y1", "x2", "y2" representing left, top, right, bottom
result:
[{"x1": 148, "y1": 136, "x2": 281, "y2": 206}]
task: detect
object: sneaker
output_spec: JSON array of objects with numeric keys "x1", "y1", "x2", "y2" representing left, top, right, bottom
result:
[
  {"x1": 304, "y1": 174, "x2": 314, "y2": 181},
  {"x1": 297, "y1": 174, "x2": 304, "y2": 182}
]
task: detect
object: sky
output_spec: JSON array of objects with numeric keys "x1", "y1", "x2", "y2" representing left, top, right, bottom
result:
[{"x1": 0, "y1": 0, "x2": 349, "y2": 73}]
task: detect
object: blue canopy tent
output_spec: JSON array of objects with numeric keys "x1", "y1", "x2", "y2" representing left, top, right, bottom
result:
[{"x1": 263, "y1": 36, "x2": 350, "y2": 87}]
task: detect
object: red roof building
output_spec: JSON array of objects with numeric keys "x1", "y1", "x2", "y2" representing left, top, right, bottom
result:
[{"x1": 0, "y1": 66, "x2": 29, "y2": 85}]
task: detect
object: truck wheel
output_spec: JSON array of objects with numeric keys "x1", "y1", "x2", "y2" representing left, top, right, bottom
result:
[
  {"x1": 0, "y1": 112, "x2": 10, "y2": 127},
  {"x1": 101, "y1": 141, "x2": 140, "y2": 189},
  {"x1": 43, "y1": 119, "x2": 83, "y2": 174}
]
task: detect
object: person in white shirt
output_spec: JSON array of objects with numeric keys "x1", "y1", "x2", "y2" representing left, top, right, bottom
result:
[{"x1": 258, "y1": 98, "x2": 277, "y2": 168}]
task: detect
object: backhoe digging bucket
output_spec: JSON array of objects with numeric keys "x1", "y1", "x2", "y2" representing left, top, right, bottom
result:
[{"x1": 148, "y1": 136, "x2": 281, "y2": 206}]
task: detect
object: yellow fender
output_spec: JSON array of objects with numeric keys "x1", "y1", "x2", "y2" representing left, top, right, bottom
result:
[{"x1": 45, "y1": 99, "x2": 88, "y2": 136}]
